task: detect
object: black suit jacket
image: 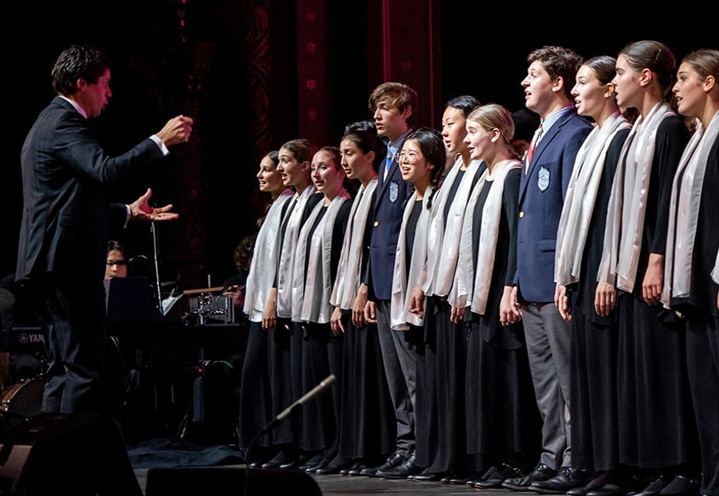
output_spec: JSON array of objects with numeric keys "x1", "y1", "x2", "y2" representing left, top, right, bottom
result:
[{"x1": 16, "y1": 96, "x2": 164, "y2": 283}]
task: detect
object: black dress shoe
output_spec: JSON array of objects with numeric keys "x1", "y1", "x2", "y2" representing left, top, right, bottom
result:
[
  {"x1": 449, "y1": 476, "x2": 467, "y2": 484},
  {"x1": 359, "y1": 451, "x2": 404, "y2": 477},
  {"x1": 503, "y1": 463, "x2": 557, "y2": 490},
  {"x1": 315, "y1": 455, "x2": 353, "y2": 475},
  {"x1": 339, "y1": 462, "x2": 359, "y2": 476},
  {"x1": 588, "y1": 483, "x2": 634, "y2": 496},
  {"x1": 279, "y1": 459, "x2": 298, "y2": 469},
  {"x1": 314, "y1": 460, "x2": 348, "y2": 475},
  {"x1": 659, "y1": 476, "x2": 699, "y2": 496},
  {"x1": 261, "y1": 449, "x2": 292, "y2": 469},
  {"x1": 298, "y1": 453, "x2": 323, "y2": 471},
  {"x1": 568, "y1": 471, "x2": 613, "y2": 496},
  {"x1": 628, "y1": 478, "x2": 668, "y2": 496},
  {"x1": 531, "y1": 467, "x2": 593, "y2": 493},
  {"x1": 376, "y1": 453, "x2": 421, "y2": 479},
  {"x1": 412, "y1": 471, "x2": 445, "y2": 482},
  {"x1": 305, "y1": 456, "x2": 333, "y2": 473},
  {"x1": 477, "y1": 464, "x2": 527, "y2": 488},
  {"x1": 347, "y1": 462, "x2": 368, "y2": 476}
]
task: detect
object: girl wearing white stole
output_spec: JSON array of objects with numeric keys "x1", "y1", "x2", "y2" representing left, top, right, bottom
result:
[
  {"x1": 448, "y1": 104, "x2": 537, "y2": 487},
  {"x1": 597, "y1": 41, "x2": 698, "y2": 493},
  {"x1": 553, "y1": 57, "x2": 631, "y2": 491},
  {"x1": 662, "y1": 49, "x2": 719, "y2": 496},
  {"x1": 322, "y1": 121, "x2": 395, "y2": 474},
  {"x1": 408, "y1": 96, "x2": 484, "y2": 482},
  {"x1": 238, "y1": 151, "x2": 294, "y2": 461},
  {"x1": 389, "y1": 127, "x2": 445, "y2": 478},
  {"x1": 292, "y1": 146, "x2": 351, "y2": 471},
  {"x1": 262, "y1": 139, "x2": 322, "y2": 469}
]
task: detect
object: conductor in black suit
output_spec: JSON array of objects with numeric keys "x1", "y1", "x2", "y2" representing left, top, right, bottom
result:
[{"x1": 15, "y1": 44, "x2": 193, "y2": 416}]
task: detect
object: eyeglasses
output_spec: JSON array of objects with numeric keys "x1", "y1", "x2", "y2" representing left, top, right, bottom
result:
[{"x1": 106, "y1": 260, "x2": 127, "y2": 266}]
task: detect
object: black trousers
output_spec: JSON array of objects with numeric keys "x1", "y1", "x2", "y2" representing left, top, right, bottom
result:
[{"x1": 37, "y1": 274, "x2": 119, "y2": 415}]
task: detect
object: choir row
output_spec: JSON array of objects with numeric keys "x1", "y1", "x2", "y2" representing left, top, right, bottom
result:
[{"x1": 236, "y1": 41, "x2": 719, "y2": 496}]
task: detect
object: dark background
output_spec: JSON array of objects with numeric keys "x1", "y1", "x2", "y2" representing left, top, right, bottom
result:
[{"x1": 1, "y1": 0, "x2": 714, "y2": 291}]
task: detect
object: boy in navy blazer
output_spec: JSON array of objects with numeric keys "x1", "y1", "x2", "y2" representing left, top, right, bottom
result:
[
  {"x1": 359, "y1": 82, "x2": 421, "y2": 479},
  {"x1": 502, "y1": 46, "x2": 593, "y2": 492}
]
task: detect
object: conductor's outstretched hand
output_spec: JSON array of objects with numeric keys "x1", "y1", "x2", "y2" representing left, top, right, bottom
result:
[
  {"x1": 156, "y1": 115, "x2": 194, "y2": 147},
  {"x1": 129, "y1": 188, "x2": 179, "y2": 222}
]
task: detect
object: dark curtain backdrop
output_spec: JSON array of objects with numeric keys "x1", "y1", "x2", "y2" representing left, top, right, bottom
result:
[{"x1": 1, "y1": 0, "x2": 715, "y2": 291}]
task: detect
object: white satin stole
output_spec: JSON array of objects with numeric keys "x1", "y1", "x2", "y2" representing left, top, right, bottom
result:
[
  {"x1": 243, "y1": 189, "x2": 294, "y2": 322},
  {"x1": 391, "y1": 187, "x2": 433, "y2": 330}
]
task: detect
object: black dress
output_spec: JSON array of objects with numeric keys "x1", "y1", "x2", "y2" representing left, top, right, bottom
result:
[
  {"x1": 465, "y1": 169, "x2": 541, "y2": 474},
  {"x1": 567, "y1": 129, "x2": 628, "y2": 473},
  {"x1": 339, "y1": 189, "x2": 396, "y2": 462},
  {"x1": 616, "y1": 117, "x2": 699, "y2": 470},
  {"x1": 299, "y1": 200, "x2": 351, "y2": 454},
  {"x1": 415, "y1": 169, "x2": 470, "y2": 477},
  {"x1": 268, "y1": 192, "x2": 322, "y2": 448},
  {"x1": 671, "y1": 137, "x2": 719, "y2": 495}
]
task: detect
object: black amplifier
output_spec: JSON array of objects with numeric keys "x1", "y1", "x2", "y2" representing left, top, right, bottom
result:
[{"x1": 0, "y1": 327, "x2": 45, "y2": 355}]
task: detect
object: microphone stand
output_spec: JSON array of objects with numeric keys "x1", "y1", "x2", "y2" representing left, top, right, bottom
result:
[
  {"x1": 150, "y1": 221, "x2": 162, "y2": 310},
  {"x1": 243, "y1": 374, "x2": 335, "y2": 495}
]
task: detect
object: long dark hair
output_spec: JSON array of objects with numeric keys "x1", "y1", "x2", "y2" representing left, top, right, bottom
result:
[{"x1": 342, "y1": 120, "x2": 387, "y2": 171}]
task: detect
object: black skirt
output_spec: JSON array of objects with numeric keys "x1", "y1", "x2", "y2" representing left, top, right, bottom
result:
[
  {"x1": 338, "y1": 309, "x2": 395, "y2": 460},
  {"x1": 569, "y1": 300, "x2": 619, "y2": 472},
  {"x1": 414, "y1": 297, "x2": 467, "y2": 475},
  {"x1": 465, "y1": 317, "x2": 540, "y2": 473},
  {"x1": 238, "y1": 321, "x2": 273, "y2": 449},
  {"x1": 616, "y1": 292, "x2": 698, "y2": 468}
]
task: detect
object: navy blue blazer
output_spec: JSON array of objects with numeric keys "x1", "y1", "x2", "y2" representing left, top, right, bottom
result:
[
  {"x1": 516, "y1": 109, "x2": 592, "y2": 303},
  {"x1": 16, "y1": 96, "x2": 165, "y2": 284},
  {"x1": 365, "y1": 133, "x2": 413, "y2": 301}
]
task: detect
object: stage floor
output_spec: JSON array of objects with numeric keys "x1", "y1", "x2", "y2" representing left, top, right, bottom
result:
[{"x1": 134, "y1": 464, "x2": 509, "y2": 495}]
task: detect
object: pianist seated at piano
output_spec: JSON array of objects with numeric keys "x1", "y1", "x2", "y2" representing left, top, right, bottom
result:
[{"x1": 105, "y1": 240, "x2": 128, "y2": 280}]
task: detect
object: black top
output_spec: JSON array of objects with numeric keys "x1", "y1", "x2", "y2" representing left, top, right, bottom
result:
[
  {"x1": 302, "y1": 200, "x2": 352, "y2": 284},
  {"x1": 442, "y1": 169, "x2": 465, "y2": 230},
  {"x1": 405, "y1": 199, "x2": 424, "y2": 274},
  {"x1": 469, "y1": 168, "x2": 522, "y2": 350},
  {"x1": 635, "y1": 116, "x2": 690, "y2": 294},
  {"x1": 570, "y1": 128, "x2": 630, "y2": 325},
  {"x1": 672, "y1": 136, "x2": 719, "y2": 317},
  {"x1": 274, "y1": 192, "x2": 324, "y2": 288}
]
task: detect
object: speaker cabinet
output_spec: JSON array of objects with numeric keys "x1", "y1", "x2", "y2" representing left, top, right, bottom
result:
[{"x1": 0, "y1": 413, "x2": 142, "y2": 496}]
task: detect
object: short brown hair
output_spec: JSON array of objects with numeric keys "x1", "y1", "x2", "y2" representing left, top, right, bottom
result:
[{"x1": 368, "y1": 82, "x2": 418, "y2": 125}]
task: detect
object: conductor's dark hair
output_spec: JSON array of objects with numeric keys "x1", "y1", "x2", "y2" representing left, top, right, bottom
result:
[{"x1": 52, "y1": 44, "x2": 112, "y2": 96}]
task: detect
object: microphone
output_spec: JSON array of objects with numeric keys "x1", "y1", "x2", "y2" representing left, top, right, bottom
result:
[
  {"x1": 244, "y1": 374, "x2": 336, "y2": 467},
  {"x1": 275, "y1": 374, "x2": 336, "y2": 421}
]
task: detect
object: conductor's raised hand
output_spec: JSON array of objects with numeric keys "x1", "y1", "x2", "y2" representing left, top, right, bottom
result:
[
  {"x1": 156, "y1": 115, "x2": 194, "y2": 147},
  {"x1": 129, "y1": 188, "x2": 179, "y2": 222}
]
